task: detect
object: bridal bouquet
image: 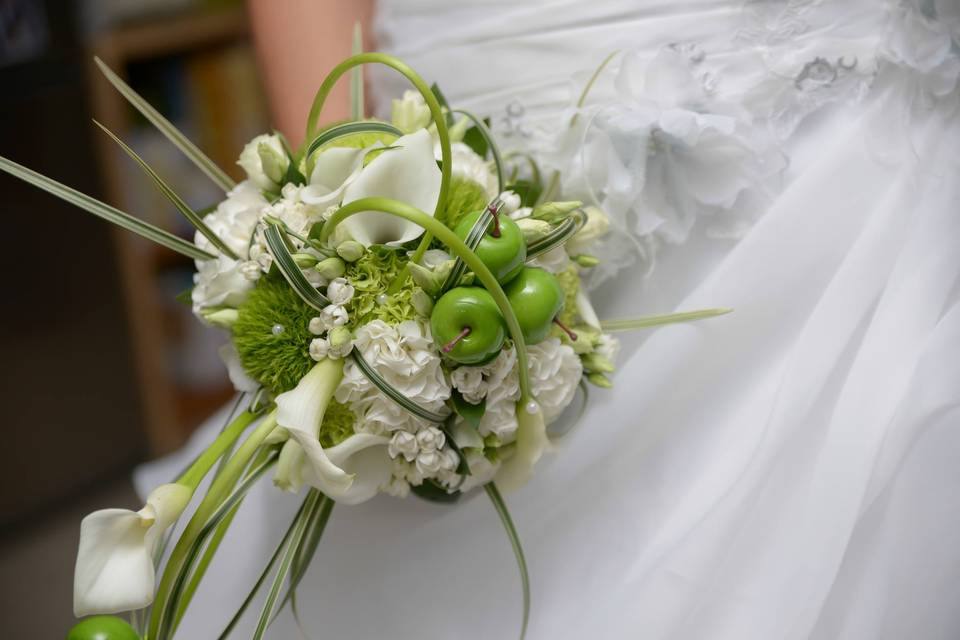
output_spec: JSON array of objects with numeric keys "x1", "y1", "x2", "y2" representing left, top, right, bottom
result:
[{"x1": 1, "y1": 49, "x2": 726, "y2": 640}]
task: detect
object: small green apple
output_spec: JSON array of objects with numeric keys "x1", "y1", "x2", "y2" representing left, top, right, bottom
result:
[
  {"x1": 431, "y1": 287, "x2": 506, "y2": 365},
  {"x1": 454, "y1": 207, "x2": 526, "y2": 284},
  {"x1": 67, "y1": 616, "x2": 140, "y2": 640},
  {"x1": 504, "y1": 267, "x2": 565, "y2": 344}
]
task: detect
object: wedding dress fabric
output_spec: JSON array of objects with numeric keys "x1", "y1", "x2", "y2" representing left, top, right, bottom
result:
[{"x1": 136, "y1": 1, "x2": 960, "y2": 638}]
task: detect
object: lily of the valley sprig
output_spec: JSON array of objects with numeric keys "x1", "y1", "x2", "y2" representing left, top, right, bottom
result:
[{"x1": 3, "y1": 47, "x2": 731, "y2": 640}]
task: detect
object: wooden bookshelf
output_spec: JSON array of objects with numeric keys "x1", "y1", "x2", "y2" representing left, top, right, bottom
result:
[{"x1": 86, "y1": 5, "x2": 267, "y2": 454}]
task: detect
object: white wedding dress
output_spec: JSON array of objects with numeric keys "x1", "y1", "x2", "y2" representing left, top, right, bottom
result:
[{"x1": 137, "y1": 1, "x2": 960, "y2": 638}]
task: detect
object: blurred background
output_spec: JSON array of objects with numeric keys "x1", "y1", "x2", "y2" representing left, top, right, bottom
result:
[{"x1": 0, "y1": 0, "x2": 270, "y2": 634}]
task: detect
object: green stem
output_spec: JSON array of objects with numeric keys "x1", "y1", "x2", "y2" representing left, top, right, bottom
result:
[
  {"x1": 600, "y1": 308, "x2": 733, "y2": 332},
  {"x1": 319, "y1": 197, "x2": 533, "y2": 402},
  {"x1": 176, "y1": 410, "x2": 259, "y2": 491},
  {"x1": 150, "y1": 412, "x2": 278, "y2": 640}
]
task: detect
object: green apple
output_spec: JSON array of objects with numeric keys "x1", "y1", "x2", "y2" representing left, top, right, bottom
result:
[
  {"x1": 454, "y1": 207, "x2": 526, "y2": 284},
  {"x1": 504, "y1": 267, "x2": 565, "y2": 344},
  {"x1": 67, "y1": 616, "x2": 140, "y2": 640},
  {"x1": 431, "y1": 287, "x2": 506, "y2": 365}
]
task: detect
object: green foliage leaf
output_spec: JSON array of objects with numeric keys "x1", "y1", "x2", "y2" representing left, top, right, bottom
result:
[
  {"x1": 462, "y1": 122, "x2": 490, "y2": 157},
  {"x1": 508, "y1": 179, "x2": 542, "y2": 208},
  {"x1": 304, "y1": 120, "x2": 402, "y2": 160},
  {"x1": 451, "y1": 109, "x2": 503, "y2": 195},
  {"x1": 600, "y1": 308, "x2": 733, "y2": 332},
  {"x1": 411, "y1": 479, "x2": 461, "y2": 504},
  {"x1": 451, "y1": 389, "x2": 485, "y2": 429},
  {"x1": 94, "y1": 56, "x2": 235, "y2": 193},
  {"x1": 0, "y1": 154, "x2": 214, "y2": 261},
  {"x1": 175, "y1": 287, "x2": 194, "y2": 306},
  {"x1": 263, "y1": 223, "x2": 331, "y2": 312}
]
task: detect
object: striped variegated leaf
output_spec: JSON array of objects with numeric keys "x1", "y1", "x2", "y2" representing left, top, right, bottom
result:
[
  {"x1": 452, "y1": 109, "x2": 504, "y2": 194},
  {"x1": 525, "y1": 209, "x2": 586, "y2": 260},
  {"x1": 0, "y1": 155, "x2": 214, "y2": 261},
  {"x1": 263, "y1": 223, "x2": 330, "y2": 311},
  {"x1": 94, "y1": 121, "x2": 238, "y2": 259},
  {"x1": 439, "y1": 198, "x2": 499, "y2": 294},
  {"x1": 485, "y1": 483, "x2": 530, "y2": 640},
  {"x1": 350, "y1": 350, "x2": 448, "y2": 424},
  {"x1": 304, "y1": 121, "x2": 402, "y2": 160},
  {"x1": 94, "y1": 57, "x2": 235, "y2": 193}
]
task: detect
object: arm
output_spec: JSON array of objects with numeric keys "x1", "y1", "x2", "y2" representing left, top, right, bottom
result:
[{"x1": 247, "y1": 0, "x2": 374, "y2": 148}]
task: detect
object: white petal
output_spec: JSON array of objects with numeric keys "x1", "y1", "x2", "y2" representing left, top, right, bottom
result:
[
  {"x1": 275, "y1": 359, "x2": 350, "y2": 495},
  {"x1": 73, "y1": 483, "x2": 190, "y2": 617},
  {"x1": 494, "y1": 400, "x2": 549, "y2": 492},
  {"x1": 575, "y1": 289, "x2": 602, "y2": 330},
  {"x1": 218, "y1": 343, "x2": 259, "y2": 393},
  {"x1": 340, "y1": 129, "x2": 441, "y2": 246},
  {"x1": 325, "y1": 433, "x2": 392, "y2": 505},
  {"x1": 300, "y1": 146, "x2": 366, "y2": 208}
]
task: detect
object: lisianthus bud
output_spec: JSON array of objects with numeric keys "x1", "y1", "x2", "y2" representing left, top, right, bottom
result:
[
  {"x1": 574, "y1": 254, "x2": 600, "y2": 267},
  {"x1": 411, "y1": 288, "x2": 434, "y2": 317},
  {"x1": 292, "y1": 253, "x2": 318, "y2": 268},
  {"x1": 515, "y1": 218, "x2": 553, "y2": 244},
  {"x1": 566, "y1": 205, "x2": 610, "y2": 255},
  {"x1": 238, "y1": 133, "x2": 289, "y2": 191},
  {"x1": 581, "y1": 353, "x2": 615, "y2": 374},
  {"x1": 327, "y1": 326, "x2": 353, "y2": 358},
  {"x1": 336, "y1": 240, "x2": 365, "y2": 262},
  {"x1": 531, "y1": 200, "x2": 583, "y2": 223},
  {"x1": 391, "y1": 90, "x2": 432, "y2": 133},
  {"x1": 314, "y1": 256, "x2": 346, "y2": 279},
  {"x1": 201, "y1": 308, "x2": 238, "y2": 328},
  {"x1": 587, "y1": 372, "x2": 613, "y2": 388},
  {"x1": 409, "y1": 260, "x2": 453, "y2": 297}
]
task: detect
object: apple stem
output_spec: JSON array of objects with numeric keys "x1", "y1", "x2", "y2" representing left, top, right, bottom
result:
[
  {"x1": 487, "y1": 203, "x2": 502, "y2": 238},
  {"x1": 553, "y1": 318, "x2": 578, "y2": 342},
  {"x1": 442, "y1": 326, "x2": 472, "y2": 353}
]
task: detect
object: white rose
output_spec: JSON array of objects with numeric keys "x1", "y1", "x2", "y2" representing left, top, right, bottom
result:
[{"x1": 238, "y1": 133, "x2": 288, "y2": 191}]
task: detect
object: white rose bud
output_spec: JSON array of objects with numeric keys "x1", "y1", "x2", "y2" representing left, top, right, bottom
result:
[
  {"x1": 388, "y1": 431, "x2": 419, "y2": 462},
  {"x1": 319, "y1": 304, "x2": 348, "y2": 330},
  {"x1": 415, "y1": 426, "x2": 446, "y2": 452},
  {"x1": 391, "y1": 90, "x2": 432, "y2": 133},
  {"x1": 499, "y1": 190, "x2": 521, "y2": 215},
  {"x1": 309, "y1": 338, "x2": 330, "y2": 361},
  {"x1": 238, "y1": 133, "x2": 289, "y2": 191},
  {"x1": 326, "y1": 278, "x2": 355, "y2": 305}
]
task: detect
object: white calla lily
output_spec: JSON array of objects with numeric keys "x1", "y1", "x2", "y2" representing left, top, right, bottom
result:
[
  {"x1": 339, "y1": 129, "x2": 441, "y2": 246},
  {"x1": 300, "y1": 146, "x2": 368, "y2": 209},
  {"x1": 494, "y1": 399, "x2": 550, "y2": 492},
  {"x1": 73, "y1": 483, "x2": 191, "y2": 616}
]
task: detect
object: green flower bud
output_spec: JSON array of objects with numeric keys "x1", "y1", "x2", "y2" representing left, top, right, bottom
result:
[
  {"x1": 258, "y1": 141, "x2": 288, "y2": 184},
  {"x1": 391, "y1": 90, "x2": 432, "y2": 133},
  {"x1": 573, "y1": 254, "x2": 600, "y2": 267},
  {"x1": 314, "y1": 256, "x2": 346, "y2": 279},
  {"x1": 587, "y1": 372, "x2": 613, "y2": 389},
  {"x1": 581, "y1": 353, "x2": 615, "y2": 374},
  {"x1": 201, "y1": 308, "x2": 238, "y2": 328},
  {"x1": 515, "y1": 218, "x2": 553, "y2": 244},
  {"x1": 336, "y1": 240, "x2": 365, "y2": 262},
  {"x1": 328, "y1": 326, "x2": 352, "y2": 349},
  {"x1": 531, "y1": 200, "x2": 583, "y2": 223},
  {"x1": 292, "y1": 253, "x2": 318, "y2": 268},
  {"x1": 409, "y1": 260, "x2": 453, "y2": 296},
  {"x1": 411, "y1": 288, "x2": 435, "y2": 317},
  {"x1": 447, "y1": 114, "x2": 471, "y2": 142}
]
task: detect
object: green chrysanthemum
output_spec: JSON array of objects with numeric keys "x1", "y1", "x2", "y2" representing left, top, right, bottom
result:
[
  {"x1": 232, "y1": 274, "x2": 316, "y2": 394},
  {"x1": 439, "y1": 175, "x2": 489, "y2": 230},
  {"x1": 345, "y1": 246, "x2": 418, "y2": 325},
  {"x1": 319, "y1": 400, "x2": 356, "y2": 448}
]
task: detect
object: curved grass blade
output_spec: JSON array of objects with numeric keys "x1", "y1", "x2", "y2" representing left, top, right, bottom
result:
[
  {"x1": 485, "y1": 482, "x2": 530, "y2": 640},
  {"x1": 440, "y1": 198, "x2": 499, "y2": 294},
  {"x1": 264, "y1": 223, "x2": 330, "y2": 311},
  {"x1": 252, "y1": 491, "x2": 320, "y2": 640},
  {"x1": 0, "y1": 155, "x2": 214, "y2": 261},
  {"x1": 350, "y1": 22, "x2": 365, "y2": 120},
  {"x1": 525, "y1": 210, "x2": 586, "y2": 260},
  {"x1": 351, "y1": 350, "x2": 448, "y2": 424},
  {"x1": 451, "y1": 109, "x2": 503, "y2": 194},
  {"x1": 276, "y1": 493, "x2": 334, "y2": 617},
  {"x1": 600, "y1": 308, "x2": 733, "y2": 332},
  {"x1": 157, "y1": 453, "x2": 278, "y2": 640},
  {"x1": 305, "y1": 121, "x2": 402, "y2": 160},
  {"x1": 94, "y1": 57, "x2": 235, "y2": 192},
  {"x1": 94, "y1": 121, "x2": 239, "y2": 259}
]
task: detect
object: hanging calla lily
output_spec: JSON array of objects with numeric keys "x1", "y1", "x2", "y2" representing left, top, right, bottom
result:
[
  {"x1": 273, "y1": 359, "x2": 391, "y2": 503},
  {"x1": 73, "y1": 483, "x2": 191, "y2": 617},
  {"x1": 494, "y1": 400, "x2": 550, "y2": 492},
  {"x1": 339, "y1": 128, "x2": 441, "y2": 246}
]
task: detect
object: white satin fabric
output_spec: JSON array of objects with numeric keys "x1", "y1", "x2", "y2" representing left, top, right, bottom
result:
[{"x1": 137, "y1": 1, "x2": 960, "y2": 638}]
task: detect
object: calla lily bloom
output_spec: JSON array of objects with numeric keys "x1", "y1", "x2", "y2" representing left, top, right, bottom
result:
[
  {"x1": 494, "y1": 399, "x2": 550, "y2": 492},
  {"x1": 274, "y1": 359, "x2": 391, "y2": 503},
  {"x1": 73, "y1": 483, "x2": 191, "y2": 617},
  {"x1": 339, "y1": 128, "x2": 441, "y2": 246}
]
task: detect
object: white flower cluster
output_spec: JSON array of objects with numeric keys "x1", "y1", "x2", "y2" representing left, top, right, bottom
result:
[
  {"x1": 335, "y1": 320, "x2": 456, "y2": 495},
  {"x1": 308, "y1": 278, "x2": 355, "y2": 361}
]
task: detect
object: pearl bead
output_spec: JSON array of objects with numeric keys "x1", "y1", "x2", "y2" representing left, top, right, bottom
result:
[
  {"x1": 271, "y1": 323, "x2": 285, "y2": 336},
  {"x1": 376, "y1": 294, "x2": 389, "y2": 305},
  {"x1": 525, "y1": 400, "x2": 539, "y2": 415}
]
